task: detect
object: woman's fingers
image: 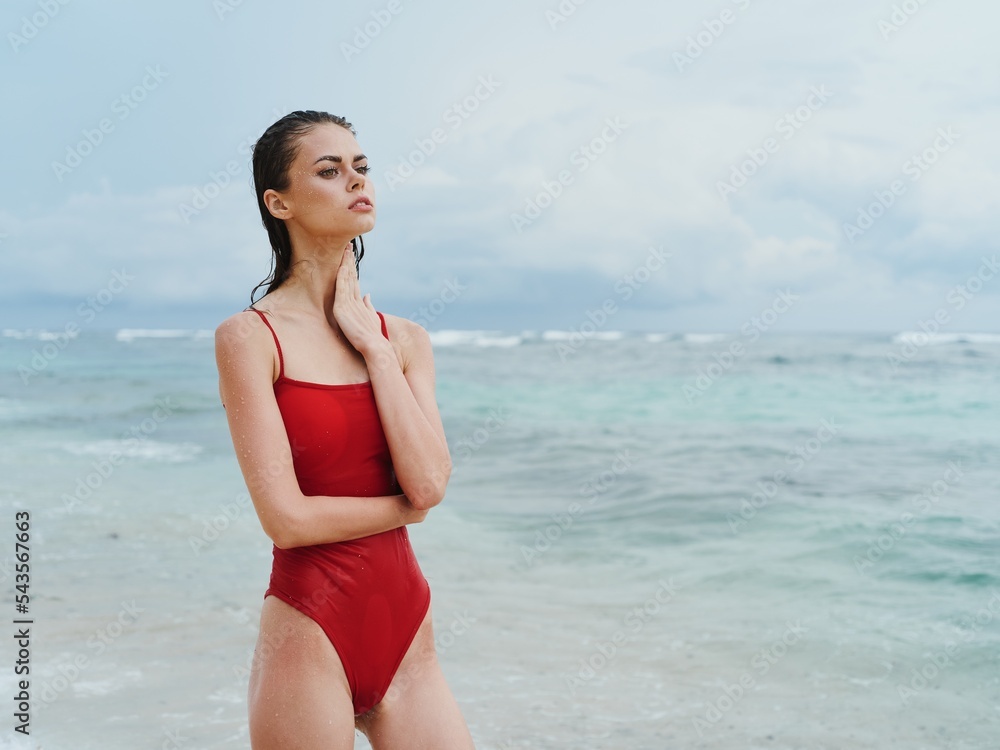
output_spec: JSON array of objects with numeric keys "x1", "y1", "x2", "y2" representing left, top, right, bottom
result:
[
  {"x1": 341, "y1": 245, "x2": 363, "y2": 299},
  {"x1": 332, "y1": 243, "x2": 380, "y2": 354}
]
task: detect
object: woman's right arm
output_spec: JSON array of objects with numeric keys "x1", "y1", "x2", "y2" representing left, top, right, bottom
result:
[{"x1": 214, "y1": 312, "x2": 427, "y2": 549}]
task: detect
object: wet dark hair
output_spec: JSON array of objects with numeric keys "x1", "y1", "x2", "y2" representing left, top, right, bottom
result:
[{"x1": 248, "y1": 110, "x2": 366, "y2": 306}]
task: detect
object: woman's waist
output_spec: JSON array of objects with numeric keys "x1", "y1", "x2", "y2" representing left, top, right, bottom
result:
[
  {"x1": 271, "y1": 526, "x2": 417, "y2": 566},
  {"x1": 268, "y1": 528, "x2": 423, "y2": 595}
]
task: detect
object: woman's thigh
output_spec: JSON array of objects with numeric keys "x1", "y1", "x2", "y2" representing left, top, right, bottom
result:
[
  {"x1": 248, "y1": 594, "x2": 357, "y2": 750},
  {"x1": 357, "y1": 605, "x2": 476, "y2": 749}
]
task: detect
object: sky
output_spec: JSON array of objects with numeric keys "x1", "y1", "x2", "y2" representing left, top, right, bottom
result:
[{"x1": 2, "y1": 0, "x2": 999, "y2": 333}]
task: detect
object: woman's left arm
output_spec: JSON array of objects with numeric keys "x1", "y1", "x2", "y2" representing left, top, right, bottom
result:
[
  {"x1": 364, "y1": 319, "x2": 451, "y2": 510},
  {"x1": 333, "y1": 244, "x2": 451, "y2": 510}
]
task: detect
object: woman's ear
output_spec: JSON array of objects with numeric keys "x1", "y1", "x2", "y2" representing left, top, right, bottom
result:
[{"x1": 263, "y1": 188, "x2": 291, "y2": 220}]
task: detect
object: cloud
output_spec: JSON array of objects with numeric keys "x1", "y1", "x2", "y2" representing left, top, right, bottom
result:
[{"x1": 3, "y1": 0, "x2": 999, "y2": 331}]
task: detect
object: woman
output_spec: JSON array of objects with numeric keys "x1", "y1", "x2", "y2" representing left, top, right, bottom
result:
[{"x1": 215, "y1": 110, "x2": 475, "y2": 749}]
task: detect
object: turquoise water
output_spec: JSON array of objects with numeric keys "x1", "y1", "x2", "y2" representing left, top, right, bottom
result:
[{"x1": 1, "y1": 326, "x2": 998, "y2": 749}]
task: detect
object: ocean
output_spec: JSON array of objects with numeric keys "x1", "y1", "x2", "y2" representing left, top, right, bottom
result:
[{"x1": 1, "y1": 325, "x2": 998, "y2": 749}]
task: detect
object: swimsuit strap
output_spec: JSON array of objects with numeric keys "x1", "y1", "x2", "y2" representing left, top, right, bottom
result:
[
  {"x1": 248, "y1": 307, "x2": 285, "y2": 380},
  {"x1": 247, "y1": 307, "x2": 389, "y2": 378},
  {"x1": 377, "y1": 311, "x2": 389, "y2": 341}
]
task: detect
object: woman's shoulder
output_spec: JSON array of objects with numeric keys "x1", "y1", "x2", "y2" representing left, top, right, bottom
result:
[
  {"x1": 214, "y1": 307, "x2": 274, "y2": 351},
  {"x1": 379, "y1": 313, "x2": 436, "y2": 376},
  {"x1": 379, "y1": 312, "x2": 429, "y2": 347}
]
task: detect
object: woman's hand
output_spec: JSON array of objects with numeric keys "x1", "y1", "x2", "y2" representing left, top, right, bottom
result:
[{"x1": 332, "y1": 242, "x2": 384, "y2": 357}]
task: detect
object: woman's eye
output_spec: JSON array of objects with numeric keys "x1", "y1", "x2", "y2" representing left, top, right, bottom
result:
[{"x1": 319, "y1": 165, "x2": 370, "y2": 177}]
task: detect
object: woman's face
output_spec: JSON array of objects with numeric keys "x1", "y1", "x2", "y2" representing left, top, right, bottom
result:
[{"x1": 266, "y1": 122, "x2": 375, "y2": 241}]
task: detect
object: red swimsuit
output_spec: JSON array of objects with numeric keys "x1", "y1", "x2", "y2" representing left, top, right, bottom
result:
[{"x1": 248, "y1": 307, "x2": 431, "y2": 716}]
